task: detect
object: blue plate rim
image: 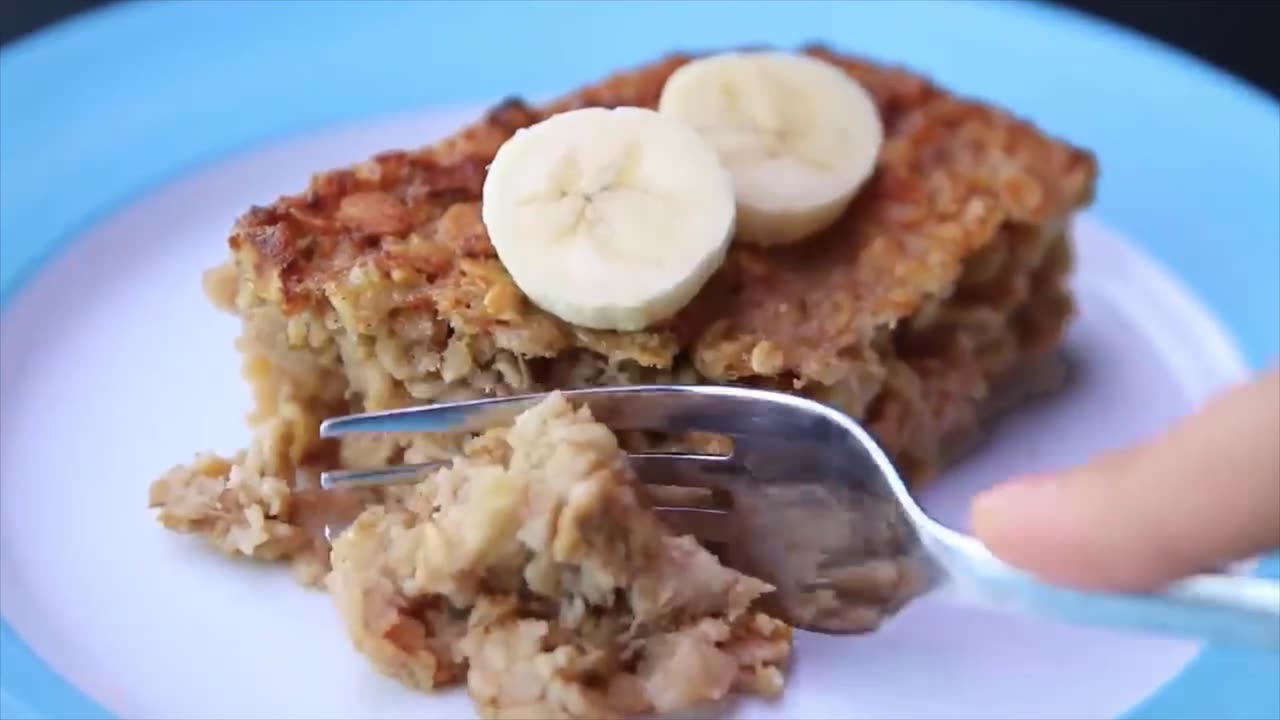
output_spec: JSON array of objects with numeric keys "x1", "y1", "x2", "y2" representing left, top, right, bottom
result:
[{"x1": 1, "y1": 1, "x2": 1276, "y2": 719}]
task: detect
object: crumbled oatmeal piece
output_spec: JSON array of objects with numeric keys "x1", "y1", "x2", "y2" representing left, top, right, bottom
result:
[
  {"x1": 326, "y1": 393, "x2": 791, "y2": 719},
  {"x1": 147, "y1": 417, "x2": 333, "y2": 584},
  {"x1": 147, "y1": 413, "x2": 468, "y2": 585}
]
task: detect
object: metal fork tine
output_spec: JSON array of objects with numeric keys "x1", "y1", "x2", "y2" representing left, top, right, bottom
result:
[
  {"x1": 319, "y1": 452, "x2": 741, "y2": 542},
  {"x1": 628, "y1": 452, "x2": 737, "y2": 490},
  {"x1": 320, "y1": 453, "x2": 736, "y2": 492},
  {"x1": 320, "y1": 395, "x2": 544, "y2": 438},
  {"x1": 325, "y1": 504, "x2": 735, "y2": 545},
  {"x1": 318, "y1": 385, "x2": 813, "y2": 439},
  {"x1": 320, "y1": 462, "x2": 446, "y2": 490},
  {"x1": 655, "y1": 506, "x2": 734, "y2": 544}
]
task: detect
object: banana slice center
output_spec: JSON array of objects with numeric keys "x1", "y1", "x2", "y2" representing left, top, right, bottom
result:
[
  {"x1": 657, "y1": 50, "x2": 885, "y2": 246},
  {"x1": 520, "y1": 146, "x2": 674, "y2": 268},
  {"x1": 699, "y1": 69, "x2": 834, "y2": 172},
  {"x1": 481, "y1": 106, "x2": 736, "y2": 331}
]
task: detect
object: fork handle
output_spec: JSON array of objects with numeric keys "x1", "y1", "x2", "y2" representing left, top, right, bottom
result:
[{"x1": 941, "y1": 536, "x2": 1280, "y2": 650}]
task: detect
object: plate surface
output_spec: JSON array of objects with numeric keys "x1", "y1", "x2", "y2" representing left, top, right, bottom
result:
[{"x1": 1, "y1": 2, "x2": 1277, "y2": 719}]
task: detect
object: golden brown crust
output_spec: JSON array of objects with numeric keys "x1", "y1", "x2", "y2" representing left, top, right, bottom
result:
[{"x1": 230, "y1": 45, "x2": 1096, "y2": 385}]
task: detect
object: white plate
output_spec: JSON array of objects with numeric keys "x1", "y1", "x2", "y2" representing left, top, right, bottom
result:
[{"x1": 0, "y1": 107, "x2": 1248, "y2": 720}]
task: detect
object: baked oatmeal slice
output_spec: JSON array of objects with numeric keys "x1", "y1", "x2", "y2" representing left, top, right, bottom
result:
[
  {"x1": 326, "y1": 393, "x2": 791, "y2": 719},
  {"x1": 151, "y1": 44, "x2": 1094, "y2": 577}
]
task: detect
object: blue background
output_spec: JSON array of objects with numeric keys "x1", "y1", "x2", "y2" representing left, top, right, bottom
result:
[{"x1": 1, "y1": 2, "x2": 1277, "y2": 718}]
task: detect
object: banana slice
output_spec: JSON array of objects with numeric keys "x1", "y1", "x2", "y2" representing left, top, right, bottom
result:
[
  {"x1": 481, "y1": 106, "x2": 736, "y2": 332},
  {"x1": 658, "y1": 51, "x2": 884, "y2": 247}
]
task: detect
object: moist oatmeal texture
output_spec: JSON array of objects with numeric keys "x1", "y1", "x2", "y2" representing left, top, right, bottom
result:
[
  {"x1": 326, "y1": 393, "x2": 790, "y2": 718},
  {"x1": 148, "y1": 44, "x2": 1096, "y2": 717}
]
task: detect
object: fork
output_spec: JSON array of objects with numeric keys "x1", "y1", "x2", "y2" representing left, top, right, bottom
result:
[{"x1": 318, "y1": 384, "x2": 1280, "y2": 648}]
